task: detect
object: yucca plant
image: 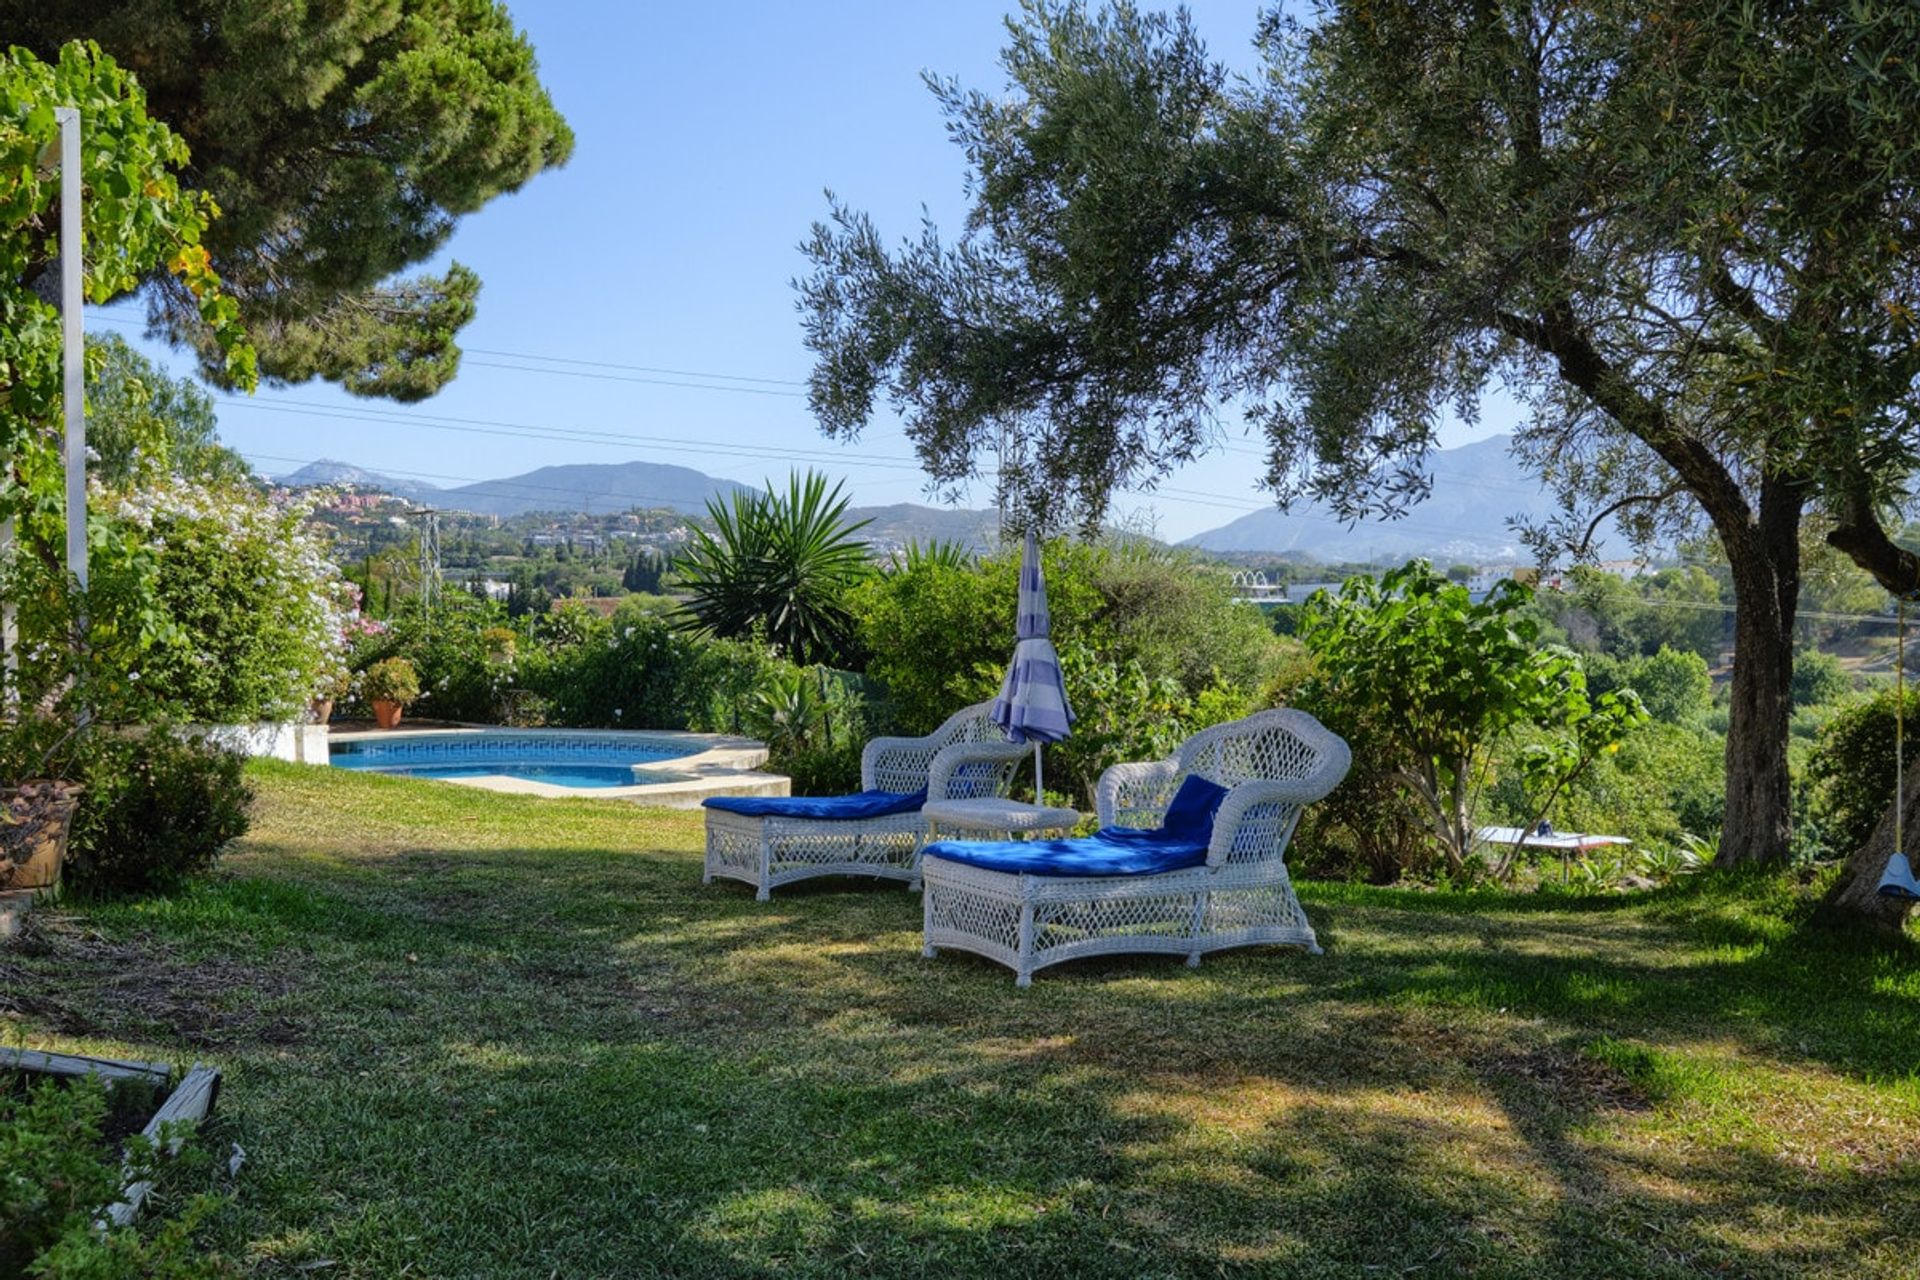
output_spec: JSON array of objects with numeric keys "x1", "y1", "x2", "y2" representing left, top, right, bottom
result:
[
  {"x1": 894, "y1": 539, "x2": 975, "y2": 574},
  {"x1": 674, "y1": 471, "x2": 872, "y2": 666}
]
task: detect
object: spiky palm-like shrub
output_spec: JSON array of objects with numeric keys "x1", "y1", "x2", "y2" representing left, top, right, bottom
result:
[{"x1": 675, "y1": 472, "x2": 872, "y2": 666}]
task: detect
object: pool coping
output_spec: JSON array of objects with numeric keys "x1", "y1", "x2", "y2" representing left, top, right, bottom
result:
[{"x1": 326, "y1": 726, "x2": 790, "y2": 808}]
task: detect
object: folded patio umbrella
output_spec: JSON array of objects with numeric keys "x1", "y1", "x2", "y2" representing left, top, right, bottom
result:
[{"x1": 989, "y1": 528, "x2": 1075, "y2": 800}]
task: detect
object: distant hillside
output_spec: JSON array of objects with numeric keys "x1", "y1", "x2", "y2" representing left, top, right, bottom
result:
[
  {"x1": 1181, "y1": 435, "x2": 1627, "y2": 562},
  {"x1": 435, "y1": 461, "x2": 757, "y2": 518},
  {"x1": 849, "y1": 503, "x2": 1000, "y2": 553},
  {"x1": 277, "y1": 459, "x2": 441, "y2": 500}
]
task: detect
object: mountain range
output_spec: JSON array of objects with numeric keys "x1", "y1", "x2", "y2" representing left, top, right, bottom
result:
[
  {"x1": 278, "y1": 458, "x2": 754, "y2": 517},
  {"x1": 1178, "y1": 435, "x2": 1623, "y2": 562},
  {"x1": 278, "y1": 434, "x2": 1608, "y2": 562}
]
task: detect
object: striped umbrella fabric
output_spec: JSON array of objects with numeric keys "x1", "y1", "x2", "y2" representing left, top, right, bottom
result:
[{"x1": 990, "y1": 529, "x2": 1075, "y2": 795}]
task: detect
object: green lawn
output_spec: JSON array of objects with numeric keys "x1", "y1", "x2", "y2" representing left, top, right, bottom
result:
[{"x1": 4, "y1": 761, "x2": 1918, "y2": 1278}]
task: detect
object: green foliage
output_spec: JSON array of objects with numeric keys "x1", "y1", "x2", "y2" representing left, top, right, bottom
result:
[
  {"x1": 1486, "y1": 721, "x2": 1724, "y2": 852},
  {"x1": 1587, "y1": 645, "x2": 1713, "y2": 726},
  {"x1": 347, "y1": 594, "x2": 517, "y2": 721},
  {"x1": 850, "y1": 535, "x2": 1279, "y2": 802},
  {"x1": 85, "y1": 480, "x2": 351, "y2": 723},
  {"x1": 1791, "y1": 649, "x2": 1853, "y2": 708},
  {"x1": 895, "y1": 539, "x2": 976, "y2": 574},
  {"x1": 675, "y1": 472, "x2": 873, "y2": 666},
  {"x1": 360, "y1": 657, "x2": 421, "y2": 708},
  {"x1": 0, "y1": 43, "x2": 256, "y2": 725},
  {"x1": 1297, "y1": 563, "x2": 1644, "y2": 874},
  {"x1": 1804, "y1": 687, "x2": 1920, "y2": 859},
  {"x1": 1534, "y1": 569, "x2": 1726, "y2": 664},
  {"x1": 0, "y1": 1076, "x2": 233, "y2": 1277},
  {"x1": 739, "y1": 665, "x2": 870, "y2": 796},
  {"x1": 10, "y1": 4, "x2": 573, "y2": 399},
  {"x1": 64, "y1": 733, "x2": 252, "y2": 896},
  {"x1": 84, "y1": 335, "x2": 251, "y2": 489}
]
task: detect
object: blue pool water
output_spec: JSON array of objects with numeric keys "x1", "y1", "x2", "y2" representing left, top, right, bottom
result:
[{"x1": 331, "y1": 733, "x2": 698, "y2": 790}]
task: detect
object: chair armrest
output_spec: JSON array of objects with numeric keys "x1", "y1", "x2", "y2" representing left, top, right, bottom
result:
[
  {"x1": 1095, "y1": 759, "x2": 1179, "y2": 828},
  {"x1": 1207, "y1": 775, "x2": 1342, "y2": 868},
  {"x1": 862, "y1": 733, "x2": 939, "y2": 792},
  {"x1": 928, "y1": 741, "x2": 1030, "y2": 801}
]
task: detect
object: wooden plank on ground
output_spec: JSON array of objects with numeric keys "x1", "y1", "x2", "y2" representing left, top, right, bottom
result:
[
  {"x1": 104, "y1": 1063, "x2": 222, "y2": 1229},
  {"x1": 0, "y1": 1047, "x2": 174, "y2": 1088}
]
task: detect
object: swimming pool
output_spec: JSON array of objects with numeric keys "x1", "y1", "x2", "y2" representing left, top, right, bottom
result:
[{"x1": 331, "y1": 731, "x2": 699, "y2": 790}]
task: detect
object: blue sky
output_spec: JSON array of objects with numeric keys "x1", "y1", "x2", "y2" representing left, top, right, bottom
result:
[{"x1": 95, "y1": 0, "x2": 1514, "y2": 542}]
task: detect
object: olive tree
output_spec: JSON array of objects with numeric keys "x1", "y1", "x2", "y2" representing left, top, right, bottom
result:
[{"x1": 798, "y1": 2, "x2": 1920, "y2": 884}]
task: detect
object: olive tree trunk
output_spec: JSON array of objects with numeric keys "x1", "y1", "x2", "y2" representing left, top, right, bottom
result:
[
  {"x1": 1813, "y1": 755, "x2": 1920, "y2": 932},
  {"x1": 1713, "y1": 477, "x2": 1802, "y2": 868}
]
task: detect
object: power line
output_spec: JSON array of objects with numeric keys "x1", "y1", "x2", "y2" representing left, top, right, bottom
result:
[
  {"x1": 212, "y1": 396, "x2": 929, "y2": 473},
  {"x1": 463, "y1": 359, "x2": 805, "y2": 398},
  {"x1": 463, "y1": 347, "x2": 805, "y2": 386},
  {"x1": 83, "y1": 311, "x2": 809, "y2": 400}
]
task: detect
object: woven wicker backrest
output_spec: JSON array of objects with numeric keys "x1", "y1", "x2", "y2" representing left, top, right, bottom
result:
[
  {"x1": 865, "y1": 702, "x2": 1008, "y2": 793},
  {"x1": 1174, "y1": 710, "x2": 1350, "y2": 867},
  {"x1": 1175, "y1": 709, "x2": 1343, "y2": 791},
  {"x1": 933, "y1": 702, "x2": 1006, "y2": 749}
]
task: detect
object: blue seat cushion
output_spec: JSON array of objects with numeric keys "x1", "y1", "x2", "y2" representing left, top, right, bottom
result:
[
  {"x1": 1161, "y1": 774, "x2": 1229, "y2": 839},
  {"x1": 703, "y1": 787, "x2": 927, "y2": 820},
  {"x1": 924, "y1": 826, "x2": 1209, "y2": 877}
]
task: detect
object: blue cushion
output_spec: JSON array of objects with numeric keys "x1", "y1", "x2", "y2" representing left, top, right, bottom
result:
[
  {"x1": 1161, "y1": 774, "x2": 1229, "y2": 838},
  {"x1": 703, "y1": 788, "x2": 927, "y2": 820},
  {"x1": 924, "y1": 827, "x2": 1209, "y2": 877}
]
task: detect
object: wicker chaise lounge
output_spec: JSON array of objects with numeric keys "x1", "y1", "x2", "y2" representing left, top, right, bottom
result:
[
  {"x1": 919, "y1": 708, "x2": 1351, "y2": 985},
  {"x1": 703, "y1": 702, "x2": 1027, "y2": 899}
]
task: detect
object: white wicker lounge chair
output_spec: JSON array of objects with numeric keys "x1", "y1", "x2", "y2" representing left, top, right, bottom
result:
[
  {"x1": 703, "y1": 702, "x2": 1028, "y2": 899},
  {"x1": 919, "y1": 709, "x2": 1351, "y2": 985}
]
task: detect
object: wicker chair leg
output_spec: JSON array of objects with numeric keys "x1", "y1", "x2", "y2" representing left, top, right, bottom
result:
[
  {"x1": 755, "y1": 834, "x2": 772, "y2": 902},
  {"x1": 1015, "y1": 901, "x2": 1036, "y2": 987},
  {"x1": 1186, "y1": 890, "x2": 1209, "y2": 966},
  {"x1": 921, "y1": 884, "x2": 937, "y2": 957}
]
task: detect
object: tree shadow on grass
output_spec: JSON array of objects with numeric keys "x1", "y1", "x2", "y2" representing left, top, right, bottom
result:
[{"x1": 10, "y1": 825, "x2": 1919, "y2": 1277}]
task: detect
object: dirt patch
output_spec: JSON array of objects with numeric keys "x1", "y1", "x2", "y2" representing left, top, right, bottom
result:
[
  {"x1": 0, "y1": 913, "x2": 303, "y2": 1052},
  {"x1": 1471, "y1": 1040, "x2": 1653, "y2": 1114}
]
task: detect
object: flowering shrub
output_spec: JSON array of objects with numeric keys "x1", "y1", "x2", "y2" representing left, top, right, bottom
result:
[
  {"x1": 360, "y1": 657, "x2": 421, "y2": 707},
  {"x1": 93, "y1": 479, "x2": 352, "y2": 723}
]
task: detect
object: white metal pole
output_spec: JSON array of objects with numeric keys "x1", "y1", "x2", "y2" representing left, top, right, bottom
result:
[
  {"x1": 1, "y1": 516, "x2": 14, "y2": 708},
  {"x1": 1034, "y1": 742, "x2": 1043, "y2": 803},
  {"x1": 57, "y1": 107, "x2": 86, "y2": 594}
]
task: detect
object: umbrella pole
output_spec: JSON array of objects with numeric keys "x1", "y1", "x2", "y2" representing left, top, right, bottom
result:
[{"x1": 1034, "y1": 743, "x2": 1043, "y2": 803}]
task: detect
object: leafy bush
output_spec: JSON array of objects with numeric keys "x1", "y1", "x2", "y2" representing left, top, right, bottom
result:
[
  {"x1": 849, "y1": 536, "x2": 1280, "y2": 801},
  {"x1": 65, "y1": 734, "x2": 253, "y2": 896},
  {"x1": 1295, "y1": 563, "x2": 1645, "y2": 875},
  {"x1": 0, "y1": 715, "x2": 251, "y2": 897},
  {"x1": 1804, "y1": 687, "x2": 1918, "y2": 858},
  {"x1": 344, "y1": 593, "x2": 517, "y2": 722},
  {"x1": 1791, "y1": 648, "x2": 1853, "y2": 707},
  {"x1": 1587, "y1": 645, "x2": 1712, "y2": 725},
  {"x1": 98, "y1": 480, "x2": 350, "y2": 722},
  {"x1": 0, "y1": 1075, "x2": 233, "y2": 1278},
  {"x1": 1484, "y1": 720, "x2": 1723, "y2": 849}
]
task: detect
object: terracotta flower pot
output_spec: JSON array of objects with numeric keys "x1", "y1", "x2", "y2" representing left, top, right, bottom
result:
[
  {"x1": 0, "y1": 781, "x2": 83, "y2": 892},
  {"x1": 372, "y1": 700, "x2": 405, "y2": 730},
  {"x1": 310, "y1": 697, "x2": 335, "y2": 725}
]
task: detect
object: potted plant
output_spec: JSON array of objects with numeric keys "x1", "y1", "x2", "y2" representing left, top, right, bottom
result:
[
  {"x1": 311, "y1": 667, "x2": 350, "y2": 725},
  {"x1": 0, "y1": 716, "x2": 87, "y2": 894},
  {"x1": 0, "y1": 780, "x2": 83, "y2": 893},
  {"x1": 361, "y1": 657, "x2": 420, "y2": 730}
]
